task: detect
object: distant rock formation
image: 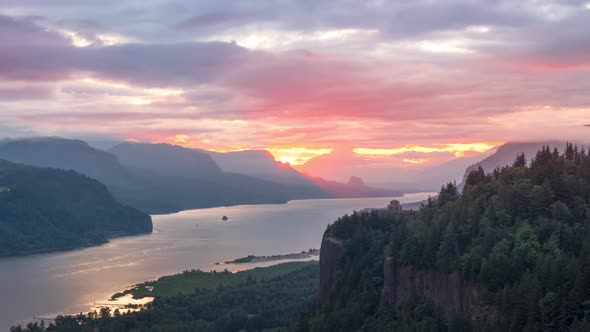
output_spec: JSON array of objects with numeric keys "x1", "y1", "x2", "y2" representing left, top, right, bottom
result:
[
  {"x1": 307, "y1": 175, "x2": 403, "y2": 199},
  {"x1": 347, "y1": 176, "x2": 365, "y2": 187}
]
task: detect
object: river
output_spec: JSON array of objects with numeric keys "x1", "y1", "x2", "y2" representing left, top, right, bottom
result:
[{"x1": 0, "y1": 193, "x2": 432, "y2": 330}]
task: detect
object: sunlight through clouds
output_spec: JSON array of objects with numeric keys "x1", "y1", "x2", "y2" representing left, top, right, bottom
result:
[
  {"x1": 207, "y1": 28, "x2": 378, "y2": 50},
  {"x1": 418, "y1": 40, "x2": 475, "y2": 54},
  {"x1": 266, "y1": 147, "x2": 333, "y2": 165},
  {"x1": 0, "y1": 0, "x2": 589, "y2": 180},
  {"x1": 354, "y1": 143, "x2": 501, "y2": 158}
]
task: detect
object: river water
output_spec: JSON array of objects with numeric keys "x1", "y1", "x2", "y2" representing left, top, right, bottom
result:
[{"x1": 0, "y1": 194, "x2": 431, "y2": 330}]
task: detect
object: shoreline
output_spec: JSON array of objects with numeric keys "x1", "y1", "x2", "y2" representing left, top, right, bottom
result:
[
  {"x1": 223, "y1": 249, "x2": 319, "y2": 264},
  {"x1": 3, "y1": 194, "x2": 436, "y2": 329},
  {"x1": 149, "y1": 192, "x2": 431, "y2": 216},
  {"x1": 108, "y1": 250, "x2": 321, "y2": 305}
]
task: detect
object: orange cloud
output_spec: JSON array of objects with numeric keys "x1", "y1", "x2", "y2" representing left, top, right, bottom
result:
[
  {"x1": 173, "y1": 134, "x2": 190, "y2": 144},
  {"x1": 266, "y1": 147, "x2": 332, "y2": 165},
  {"x1": 354, "y1": 142, "x2": 501, "y2": 158},
  {"x1": 402, "y1": 158, "x2": 429, "y2": 164}
]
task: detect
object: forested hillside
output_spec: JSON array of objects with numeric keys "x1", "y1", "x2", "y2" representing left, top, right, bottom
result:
[
  {"x1": 459, "y1": 141, "x2": 567, "y2": 190},
  {"x1": 0, "y1": 160, "x2": 152, "y2": 257},
  {"x1": 307, "y1": 144, "x2": 590, "y2": 331},
  {"x1": 13, "y1": 144, "x2": 590, "y2": 331}
]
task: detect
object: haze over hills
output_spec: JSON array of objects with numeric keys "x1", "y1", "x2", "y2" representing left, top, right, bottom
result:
[
  {"x1": 0, "y1": 159, "x2": 152, "y2": 257},
  {"x1": 459, "y1": 141, "x2": 571, "y2": 188},
  {"x1": 3, "y1": 138, "x2": 577, "y2": 217},
  {"x1": 111, "y1": 142, "x2": 222, "y2": 178},
  {"x1": 203, "y1": 149, "x2": 313, "y2": 186},
  {"x1": 297, "y1": 147, "x2": 497, "y2": 192},
  {"x1": 111, "y1": 142, "x2": 403, "y2": 200},
  {"x1": 110, "y1": 142, "x2": 327, "y2": 208},
  {"x1": 0, "y1": 138, "x2": 304, "y2": 213},
  {"x1": 0, "y1": 138, "x2": 177, "y2": 213},
  {"x1": 201, "y1": 147, "x2": 404, "y2": 197},
  {"x1": 306, "y1": 175, "x2": 404, "y2": 198},
  {"x1": 0, "y1": 137, "x2": 127, "y2": 182},
  {"x1": 0, "y1": 138, "x2": 402, "y2": 214}
]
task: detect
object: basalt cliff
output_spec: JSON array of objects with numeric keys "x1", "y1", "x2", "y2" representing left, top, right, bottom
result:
[
  {"x1": 308, "y1": 145, "x2": 590, "y2": 331},
  {"x1": 317, "y1": 231, "x2": 495, "y2": 324}
]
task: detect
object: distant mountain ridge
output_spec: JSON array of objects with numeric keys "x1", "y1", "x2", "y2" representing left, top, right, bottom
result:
[
  {"x1": 112, "y1": 143, "x2": 222, "y2": 178},
  {"x1": 111, "y1": 142, "x2": 400, "y2": 201},
  {"x1": 459, "y1": 141, "x2": 568, "y2": 189},
  {"x1": 203, "y1": 149, "x2": 314, "y2": 186},
  {"x1": 0, "y1": 138, "x2": 401, "y2": 214},
  {"x1": 202, "y1": 148, "x2": 402, "y2": 198},
  {"x1": 0, "y1": 138, "x2": 176, "y2": 213},
  {"x1": 0, "y1": 159, "x2": 152, "y2": 257},
  {"x1": 305, "y1": 175, "x2": 403, "y2": 198},
  {"x1": 109, "y1": 142, "x2": 327, "y2": 210}
]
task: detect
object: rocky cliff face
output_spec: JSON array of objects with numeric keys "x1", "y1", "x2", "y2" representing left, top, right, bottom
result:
[
  {"x1": 317, "y1": 231, "x2": 495, "y2": 323},
  {"x1": 317, "y1": 235, "x2": 344, "y2": 305},
  {"x1": 380, "y1": 256, "x2": 495, "y2": 323}
]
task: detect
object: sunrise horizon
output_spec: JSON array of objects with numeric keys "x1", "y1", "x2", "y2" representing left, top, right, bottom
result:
[
  {"x1": 3, "y1": 2, "x2": 590, "y2": 331},
  {"x1": 1, "y1": 1, "x2": 589, "y2": 180}
]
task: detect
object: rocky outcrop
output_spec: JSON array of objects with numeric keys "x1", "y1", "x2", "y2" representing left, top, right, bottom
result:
[
  {"x1": 380, "y1": 256, "x2": 495, "y2": 323},
  {"x1": 317, "y1": 236, "x2": 344, "y2": 305},
  {"x1": 317, "y1": 232, "x2": 495, "y2": 324}
]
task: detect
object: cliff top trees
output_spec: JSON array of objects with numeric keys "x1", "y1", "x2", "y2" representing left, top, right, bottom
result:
[{"x1": 317, "y1": 144, "x2": 590, "y2": 331}]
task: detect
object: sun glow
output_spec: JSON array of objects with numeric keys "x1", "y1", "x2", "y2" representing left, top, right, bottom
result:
[
  {"x1": 266, "y1": 147, "x2": 333, "y2": 165},
  {"x1": 75, "y1": 78, "x2": 184, "y2": 105},
  {"x1": 62, "y1": 30, "x2": 93, "y2": 47},
  {"x1": 208, "y1": 28, "x2": 377, "y2": 50},
  {"x1": 173, "y1": 134, "x2": 190, "y2": 144},
  {"x1": 354, "y1": 142, "x2": 501, "y2": 158},
  {"x1": 402, "y1": 158, "x2": 428, "y2": 164}
]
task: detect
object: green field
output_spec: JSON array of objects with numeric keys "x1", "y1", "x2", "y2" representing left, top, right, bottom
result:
[
  {"x1": 113, "y1": 261, "x2": 317, "y2": 300},
  {"x1": 17, "y1": 261, "x2": 320, "y2": 331}
]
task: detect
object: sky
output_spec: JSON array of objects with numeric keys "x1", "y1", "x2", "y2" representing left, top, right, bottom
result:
[{"x1": 0, "y1": 0, "x2": 589, "y2": 181}]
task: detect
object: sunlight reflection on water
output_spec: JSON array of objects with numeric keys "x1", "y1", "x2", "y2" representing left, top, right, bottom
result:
[{"x1": 0, "y1": 194, "x2": 433, "y2": 329}]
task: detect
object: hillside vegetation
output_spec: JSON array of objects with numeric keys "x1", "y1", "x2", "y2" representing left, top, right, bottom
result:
[
  {"x1": 13, "y1": 144, "x2": 590, "y2": 331},
  {"x1": 12, "y1": 262, "x2": 319, "y2": 332},
  {"x1": 0, "y1": 160, "x2": 152, "y2": 257},
  {"x1": 307, "y1": 144, "x2": 590, "y2": 331}
]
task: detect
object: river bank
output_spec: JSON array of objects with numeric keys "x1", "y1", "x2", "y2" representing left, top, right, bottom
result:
[
  {"x1": 223, "y1": 248, "x2": 319, "y2": 264},
  {"x1": 1, "y1": 194, "x2": 433, "y2": 330}
]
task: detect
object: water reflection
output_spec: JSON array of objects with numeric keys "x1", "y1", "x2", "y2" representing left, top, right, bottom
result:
[{"x1": 0, "y1": 194, "x2": 433, "y2": 329}]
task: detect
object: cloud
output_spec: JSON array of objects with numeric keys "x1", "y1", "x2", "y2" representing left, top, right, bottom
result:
[
  {"x1": 0, "y1": 1, "x2": 589, "y2": 181},
  {"x1": 0, "y1": 84, "x2": 53, "y2": 100},
  {"x1": 487, "y1": 11, "x2": 590, "y2": 70}
]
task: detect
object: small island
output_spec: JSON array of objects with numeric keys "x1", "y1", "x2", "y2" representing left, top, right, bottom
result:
[
  {"x1": 225, "y1": 248, "x2": 319, "y2": 264},
  {"x1": 221, "y1": 215, "x2": 229, "y2": 221}
]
